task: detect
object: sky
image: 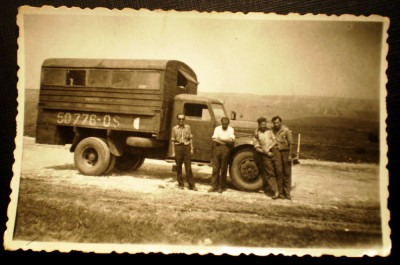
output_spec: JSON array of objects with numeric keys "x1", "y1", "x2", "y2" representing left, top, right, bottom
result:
[{"x1": 20, "y1": 9, "x2": 386, "y2": 100}]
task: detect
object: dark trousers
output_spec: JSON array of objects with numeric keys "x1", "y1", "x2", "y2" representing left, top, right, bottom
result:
[
  {"x1": 275, "y1": 149, "x2": 292, "y2": 196},
  {"x1": 175, "y1": 144, "x2": 195, "y2": 188},
  {"x1": 254, "y1": 149, "x2": 279, "y2": 194},
  {"x1": 211, "y1": 145, "x2": 231, "y2": 190}
]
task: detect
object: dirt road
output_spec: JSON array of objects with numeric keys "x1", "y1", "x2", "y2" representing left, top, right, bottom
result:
[{"x1": 12, "y1": 137, "x2": 383, "y2": 250}]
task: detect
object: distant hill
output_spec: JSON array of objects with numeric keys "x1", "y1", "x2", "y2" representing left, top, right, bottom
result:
[
  {"x1": 200, "y1": 92, "x2": 380, "y2": 163},
  {"x1": 199, "y1": 92, "x2": 379, "y2": 123}
]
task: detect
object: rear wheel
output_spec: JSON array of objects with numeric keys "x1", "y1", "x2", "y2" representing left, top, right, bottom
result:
[
  {"x1": 103, "y1": 154, "x2": 117, "y2": 175},
  {"x1": 115, "y1": 153, "x2": 145, "y2": 171},
  {"x1": 229, "y1": 149, "x2": 263, "y2": 191},
  {"x1": 74, "y1": 137, "x2": 112, "y2": 176}
]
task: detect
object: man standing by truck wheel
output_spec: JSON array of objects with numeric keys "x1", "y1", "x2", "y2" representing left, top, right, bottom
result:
[
  {"x1": 253, "y1": 117, "x2": 280, "y2": 200},
  {"x1": 208, "y1": 117, "x2": 235, "y2": 193},
  {"x1": 171, "y1": 114, "x2": 197, "y2": 191},
  {"x1": 272, "y1": 116, "x2": 295, "y2": 200}
]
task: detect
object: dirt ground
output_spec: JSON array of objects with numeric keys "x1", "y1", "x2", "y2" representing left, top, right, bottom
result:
[{"x1": 11, "y1": 137, "x2": 384, "y2": 251}]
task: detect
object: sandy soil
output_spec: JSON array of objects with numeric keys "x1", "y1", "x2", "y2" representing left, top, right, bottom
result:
[
  {"x1": 12, "y1": 137, "x2": 384, "y2": 250},
  {"x1": 18, "y1": 137, "x2": 380, "y2": 205}
]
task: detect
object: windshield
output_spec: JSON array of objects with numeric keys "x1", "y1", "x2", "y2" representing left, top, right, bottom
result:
[{"x1": 211, "y1": 103, "x2": 227, "y2": 121}]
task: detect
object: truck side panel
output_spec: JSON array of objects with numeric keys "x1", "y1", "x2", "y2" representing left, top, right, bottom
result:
[
  {"x1": 37, "y1": 74, "x2": 163, "y2": 144},
  {"x1": 39, "y1": 83, "x2": 162, "y2": 113},
  {"x1": 36, "y1": 59, "x2": 198, "y2": 146},
  {"x1": 37, "y1": 109, "x2": 160, "y2": 133}
]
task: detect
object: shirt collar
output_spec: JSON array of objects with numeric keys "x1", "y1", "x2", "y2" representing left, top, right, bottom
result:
[{"x1": 274, "y1": 126, "x2": 284, "y2": 134}]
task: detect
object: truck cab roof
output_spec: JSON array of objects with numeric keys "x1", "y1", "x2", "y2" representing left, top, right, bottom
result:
[
  {"x1": 42, "y1": 58, "x2": 187, "y2": 70},
  {"x1": 174, "y1": 93, "x2": 224, "y2": 105}
]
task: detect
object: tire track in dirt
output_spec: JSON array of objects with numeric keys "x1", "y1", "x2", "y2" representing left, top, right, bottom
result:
[{"x1": 134, "y1": 199, "x2": 382, "y2": 236}]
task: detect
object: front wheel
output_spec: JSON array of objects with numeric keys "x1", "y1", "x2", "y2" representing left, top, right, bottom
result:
[
  {"x1": 74, "y1": 137, "x2": 112, "y2": 176},
  {"x1": 229, "y1": 149, "x2": 263, "y2": 191}
]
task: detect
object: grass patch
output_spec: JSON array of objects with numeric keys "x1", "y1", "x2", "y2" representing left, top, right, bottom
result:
[{"x1": 14, "y1": 177, "x2": 382, "y2": 248}]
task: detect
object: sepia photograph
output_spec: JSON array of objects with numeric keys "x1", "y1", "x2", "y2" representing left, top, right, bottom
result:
[{"x1": 4, "y1": 6, "x2": 390, "y2": 256}]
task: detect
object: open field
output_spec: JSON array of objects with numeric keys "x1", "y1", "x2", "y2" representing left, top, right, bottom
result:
[
  {"x1": 203, "y1": 92, "x2": 380, "y2": 163},
  {"x1": 12, "y1": 137, "x2": 383, "y2": 250}
]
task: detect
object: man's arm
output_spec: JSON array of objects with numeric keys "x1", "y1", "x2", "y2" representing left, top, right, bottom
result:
[
  {"x1": 218, "y1": 138, "x2": 234, "y2": 144},
  {"x1": 213, "y1": 138, "x2": 227, "y2": 145},
  {"x1": 171, "y1": 141, "x2": 175, "y2": 157},
  {"x1": 187, "y1": 125, "x2": 194, "y2": 154},
  {"x1": 224, "y1": 127, "x2": 235, "y2": 144},
  {"x1": 216, "y1": 128, "x2": 234, "y2": 144},
  {"x1": 287, "y1": 129, "x2": 294, "y2": 161},
  {"x1": 253, "y1": 131, "x2": 264, "y2": 153},
  {"x1": 189, "y1": 139, "x2": 194, "y2": 154},
  {"x1": 267, "y1": 131, "x2": 277, "y2": 151},
  {"x1": 212, "y1": 127, "x2": 227, "y2": 145},
  {"x1": 170, "y1": 127, "x2": 176, "y2": 157}
]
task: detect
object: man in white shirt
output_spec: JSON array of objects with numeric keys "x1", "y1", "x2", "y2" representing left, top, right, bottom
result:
[{"x1": 208, "y1": 117, "x2": 235, "y2": 193}]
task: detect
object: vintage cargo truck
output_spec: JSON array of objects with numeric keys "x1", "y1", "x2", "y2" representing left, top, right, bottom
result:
[{"x1": 36, "y1": 58, "x2": 263, "y2": 191}]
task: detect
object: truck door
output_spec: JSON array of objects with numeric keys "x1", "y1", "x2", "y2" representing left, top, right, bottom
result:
[{"x1": 183, "y1": 103, "x2": 215, "y2": 162}]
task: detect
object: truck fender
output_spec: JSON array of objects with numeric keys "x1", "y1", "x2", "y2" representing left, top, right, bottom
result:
[
  {"x1": 69, "y1": 128, "x2": 123, "y2": 157},
  {"x1": 69, "y1": 127, "x2": 82, "y2": 153},
  {"x1": 230, "y1": 137, "x2": 254, "y2": 160},
  {"x1": 233, "y1": 137, "x2": 254, "y2": 149},
  {"x1": 107, "y1": 130, "x2": 124, "y2": 157}
]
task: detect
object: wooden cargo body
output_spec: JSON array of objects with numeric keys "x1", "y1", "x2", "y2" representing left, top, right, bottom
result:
[{"x1": 36, "y1": 59, "x2": 198, "y2": 144}]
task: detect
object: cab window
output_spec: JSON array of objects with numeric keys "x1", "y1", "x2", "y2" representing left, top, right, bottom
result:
[
  {"x1": 111, "y1": 70, "x2": 160, "y2": 89},
  {"x1": 211, "y1": 103, "x2": 227, "y2": 121},
  {"x1": 177, "y1": 70, "x2": 198, "y2": 91},
  {"x1": 42, "y1": 68, "x2": 66, "y2": 85},
  {"x1": 66, "y1": 70, "x2": 86, "y2": 86},
  {"x1": 111, "y1": 71, "x2": 134, "y2": 88},
  {"x1": 184, "y1": 103, "x2": 211, "y2": 120},
  {"x1": 135, "y1": 71, "x2": 161, "y2": 89},
  {"x1": 88, "y1": 70, "x2": 110, "y2": 87}
]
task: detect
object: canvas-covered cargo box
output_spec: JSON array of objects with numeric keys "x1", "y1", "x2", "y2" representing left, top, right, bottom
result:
[{"x1": 36, "y1": 59, "x2": 198, "y2": 143}]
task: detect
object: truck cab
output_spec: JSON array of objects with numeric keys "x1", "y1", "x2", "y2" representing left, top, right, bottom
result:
[
  {"x1": 169, "y1": 94, "x2": 228, "y2": 162},
  {"x1": 170, "y1": 94, "x2": 262, "y2": 191}
]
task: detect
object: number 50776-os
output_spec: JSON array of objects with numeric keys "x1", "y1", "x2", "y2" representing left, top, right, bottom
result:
[{"x1": 56, "y1": 112, "x2": 120, "y2": 128}]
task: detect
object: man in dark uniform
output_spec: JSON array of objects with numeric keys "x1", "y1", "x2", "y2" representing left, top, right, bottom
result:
[
  {"x1": 171, "y1": 114, "x2": 197, "y2": 191},
  {"x1": 208, "y1": 117, "x2": 235, "y2": 193},
  {"x1": 272, "y1": 116, "x2": 294, "y2": 200}
]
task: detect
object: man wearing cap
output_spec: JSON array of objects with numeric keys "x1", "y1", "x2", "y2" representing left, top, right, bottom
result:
[
  {"x1": 253, "y1": 117, "x2": 280, "y2": 199},
  {"x1": 271, "y1": 116, "x2": 295, "y2": 200},
  {"x1": 171, "y1": 114, "x2": 197, "y2": 191},
  {"x1": 208, "y1": 117, "x2": 235, "y2": 193}
]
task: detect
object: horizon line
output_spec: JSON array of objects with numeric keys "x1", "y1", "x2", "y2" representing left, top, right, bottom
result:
[{"x1": 24, "y1": 87, "x2": 378, "y2": 101}]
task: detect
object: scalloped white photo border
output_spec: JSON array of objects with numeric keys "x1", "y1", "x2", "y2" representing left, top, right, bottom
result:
[{"x1": 5, "y1": 5, "x2": 390, "y2": 257}]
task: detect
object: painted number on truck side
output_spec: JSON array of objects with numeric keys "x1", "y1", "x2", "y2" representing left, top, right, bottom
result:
[{"x1": 56, "y1": 112, "x2": 120, "y2": 128}]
